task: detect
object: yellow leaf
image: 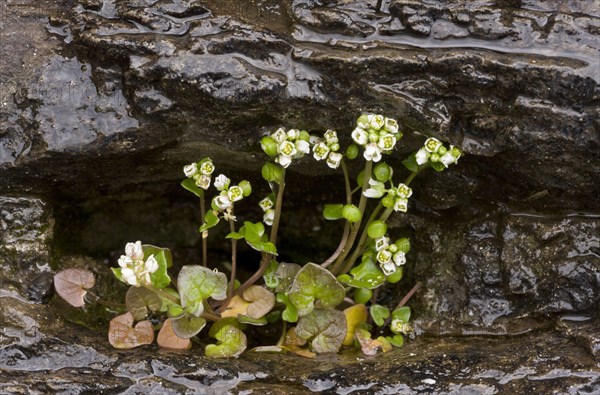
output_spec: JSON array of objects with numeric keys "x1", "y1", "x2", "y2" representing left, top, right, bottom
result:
[{"x1": 343, "y1": 304, "x2": 368, "y2": 346}]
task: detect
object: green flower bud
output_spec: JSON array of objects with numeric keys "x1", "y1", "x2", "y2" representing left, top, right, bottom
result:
[
  {"x1": 330, "y1": 142, "x2": 340, "y2": 152},
  {"x1": 346, "y1": 144, "x2": 358, "y2": 160},
  {"x1": 395, "y1": 238, "x2": 411, "y2": 253},
  {"x1": 356, "y1": 170, "x2": 365, "y2": 186},
  {"x1": 438, "y1": 146, "x2": 448, "y2": 155},
  {"x1": 261, "y1": 136, "x2": 278, "y2": 157},
  {"x1": 373, "y1": 162, "x2": 393, "y2": 182},
  {"x1": 354, "y1": 288, "x2": 372, "y2": 305},
  {"x1": 369, "y1": 132, "x2": 379, "y2": 143},
  {"x1": 382, "y1": 194, "x2": 395, "y2": 208},
  {"x1": 386, "y1": 267, "x2": 403, "y2": 283},
  {"x1": 388, "y1": 244, "x2": 398, "y2": 253},
  {"x1": 367, "y1": 220, "x2": 387, "y2": 239},
  {"x1": 261, "y1": 162, "x2": 283, "y2": 184},
  {"x1": 238, "y1": 180, "x2": 252, "y2": 197},
  {"x1": 430, "y1": 153, "x2": 440, "y2": 162},
  {"x1": 342, "y1": 204, "x2": 362, "y2": 223},
  {"x1": 299, "y1": 130, "x2": 310, "y2": 142}
]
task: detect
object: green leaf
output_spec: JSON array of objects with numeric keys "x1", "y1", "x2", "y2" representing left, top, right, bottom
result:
[
  {"x1": 392, "y1": 306, "x2": 411, "y2": 323},
  {"x1": 402, "y1": 153, "x2": 419, "y2": 172},
  {"x1": 353, "y1": 288, "x2": 372, "y2": 305},
  {"x1": 205, "y1": 318, "x2": 247, "y2": 358},
  {"x1": 248, "y1": 241, "x2": 278, "y2": 255},
  {"x1": 274, "y1": 262, "x2": 301, "y2": 292},
  {"x1": 261, "y1": 162, "x2": 283, "y2": 184},
  {"x1": 338, "y1": 258, "x2": 385, "y2": 289},
  {"x1": 226, "y1": 232, "x2": 244, "y2": 240},
  {"x1": 295, "y1": 309, "x2": 347, "y2": 354},
  {"x1": 111, "y1": 267, "x2": 124, "y2": 283},
  {"x1": 237, "y1": 315, "x2": 268, "y2": 326},
  {"x1": 276, "y1": 293, "x2": 298, "y2": 323},
  {"x1": 370, "y1": 304, "x2": 390, "y2": 327},
  {"x1": 288, "y1": 263, "x2": 345, "y2": 317},
  {"x1": 199, "y1": 210, "x2": 220, "y2": 233},
  {"x1": 263, "y1": 260, "x2": 279, "y2": 289},
  {"x1": 171, "y1": 314, "x2": 207, "y2": 338},
  {"x1": 387, "y1": 334, "x2": 404, "y2": 347},
  {"x1": 125, "y1": 286, "x2": 162, "y2": 320},
  {"x1": 143, "y1": 244, "x2": 173, "y2": 289},
  {"x1": 181, "y1": 178, "x2": 204, "y2": 198},
  {"x1": 323, "y1": 204, "x2": 344, "y2": 220},
  {"x1": 167, "y1": 304, "x2": 184, "y2": 318},
  {"x1": 177, "y1": 265, "x2": 228, "y2": 317}
]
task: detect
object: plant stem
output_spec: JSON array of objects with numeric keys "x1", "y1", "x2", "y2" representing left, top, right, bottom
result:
[
  {"x1": 269, "y1": 167, "x2": 286, "y2": 244},
  {"x1": 330, "y1": 160, "x2": 373, "y2": 274},
  {"x1": 322, "y1": 160, "x2": 352, "y2": 268},
  {"x1": 382, "y1": 282, "x2": 421, "y2": 329},
  {"x1": 200, "y1": 195, "x2": 208, "y2": 267},
  {"x1": 143, "y1": 285, "x2": 180, "y2": 304},
  {"x1": 227, "y1": 213, "x2": 237, "y2": 299},
  {"x1": 276, "y1": 319, "x2": 288, "y2": 347}
]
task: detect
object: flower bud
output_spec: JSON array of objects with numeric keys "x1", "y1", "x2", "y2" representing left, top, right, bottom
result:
[
  {"x1": 345, "y1": 144, "x2": 358, "y2": 160},
  {"x1": 367, "y1": 220, "x2": 387, "y2": 239},
  {"x1": 382, "y1": 195, "x2": 395, "y2": 208},
  {"x1": 373, "y1": 162, "x2": 393, "y2": 182},
  {"x1": 238, "y1": 180, "x2": 252, "y2": 197},
  {"x1": 342, "y1": 204, "x2": 362, "y2": 223},
  {"x1": 299, "y1": 130, "x2": 311, "y2": 142},
  {"x1": 184, "y1": 163, "x2": 198, "y2": 178},
  {"x1": 261, "y1": 162, "x2": 283, "y2": 183},
  {"x1": 354, "y1": 288, "x2": 372, "y2": 304},
  {"x1": 261, "y1": 136, "x2": 278, "y2": 157}
]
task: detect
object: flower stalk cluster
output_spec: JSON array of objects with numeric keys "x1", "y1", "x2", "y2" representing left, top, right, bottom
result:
[
  {"x1": 184, "y1": 158, "x2": 215, "y2": 189},
  {"x1": 351, "y1": 114, "x2": 401, "y2": 162},
  {"x1": 312, "y1": 129, "x2": 344, "y2": 169},
  {"x1": 416, "y1": 137, "x2": 462, "y2": 168},
  {"x1": 117, "y1": 241, "x2": 158, "y2": 286},
  {"x1": 261, "y1": 128, "x2": 310, "y2": 168}
]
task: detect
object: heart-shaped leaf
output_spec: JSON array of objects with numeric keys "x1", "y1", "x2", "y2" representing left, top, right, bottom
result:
[
  {"x1": 262, "y1": 260, "x2": 279, "y2": 289},
  {"x1": 338, "y1": 257, "x2": 385, "y2": 290},
  {"x1": 220, "y1": 295, "x2": 251, "y2": 318},
  {"x1": 402, "y1": 153, "x2": 418, "y2": 172},
  {"x1": 343, "y1": 304, "x2": 368, "y2": 346},
  {"x1": 199, "y1": 210, "x2": 220, "y2": 233},
  {"x1": 54, "y1": 269, "x2": 95, "y2": 308},
  {"x1": 181, "y1": 178, "x2": 204, "y2": 198},
  {"x1": 288, "y1": 263, "x2": 345, "y2": 317},
  {"x1": 387, "y1": 334, "x2": 404, "y2": 347},
  {"x1": 178, "y1": 265, "x2": 227, "y2": 317},
  {"x1": 157, "y1": 319, "x2": 192, "y2": 350},
  {"x1": 108, "y1": 312, "x2": 154, "y2": 349},
  {"x1": 355, "y1": 328, "x2": 392, "y2": 356},
  {"x1": 295, "y1": 309, "x2": 347, "y2": 354},
  {"x1": 171, "y1": 314, "x2": 207, "y2": 338},
  {"x1": 142, "y1": 244, "x2": 173, "y2": 289},
  {"x1": 283, "y1": 327, "x2": 315, "y2": 359},
  {"x1": 126, "y1": 286, "x2": 162, "y2": 320},
  {"x1": 243, "y1": 286, "x2": 275, "y2": 319},
  {"x1": 323, "y1": 204, "x2": 344, "y2": 220},
  {"x1": 274, "y1": 263, "x2": 301, "y2": 292},
  {"x1": 205, "y1": 318, "x2": 247, "y2": 358},
  {"x1": 370, "y1": 304, "x2": 390, "y2": 327},
  {"x1": 276, "y1": 293, "x2": 298, "y2": 323}
]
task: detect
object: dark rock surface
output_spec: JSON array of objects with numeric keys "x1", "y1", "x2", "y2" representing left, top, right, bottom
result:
[{"x1": 1, "y1": 0, "x2": 599, "y2": 392}]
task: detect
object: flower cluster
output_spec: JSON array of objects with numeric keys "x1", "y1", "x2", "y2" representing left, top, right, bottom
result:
[
  {"x1": 261, "y1": 128, "x2": 310, "y2": 168},
  {"x1": 212, "y1": 175, "x2": 251, "y2": 220},
  {"x1": 364, "y1": 180, "x2": 413, "y2": 213},
  {"x1": 374, "y1": 236, "x2": 406, "y2": 276},
  {"x1": 312, "y1": 130, "x2": 344, "y2": 169},
  {"x1": 416, "y1": 138, "x2": 462, "y2": 168},
  {"x1": 258, "y1": 195, "x2": 275, "y2": 226},
  {"x1": 117, "y1": 241, "x2": 159, "y2": 286},
  {"x1": 183, "y1": 158, "x2": 215, "y2": 189},
  {"x1": 351, "y1": 114, "x2": 401, "y2": 162}
]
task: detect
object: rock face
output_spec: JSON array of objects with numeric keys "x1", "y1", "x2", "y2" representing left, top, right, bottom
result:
[{"x1": 1, "y1": 0, "x2": 599, "y2": 392}]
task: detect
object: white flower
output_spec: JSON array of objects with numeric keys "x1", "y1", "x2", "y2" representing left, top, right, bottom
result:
[
  {"x1": 324, "y1": 130, "x2": 338, "y2": 145},
  {"x1": 276, "y1": 154, "x2": 292, "y2": 168},
  {"x1": 278, "y1": 140, "x2": 297, "y2": 157},
  {"x1": 352, "y1": 127, "x2": 369, "y2": 145},
  {"x1": 287, "y1": 129, "x2": 300, "y2": 140},
  {"x1": 118, "y1": 255, "x2": 133, "y2": 269},
  {"x1": 424, "y1": 137, "x2": 443, "y2": 153},
  {"x1": 415, "y1": 148, "x2": 430, "y2": 165},
  {"x1": 380, "y1": 260, "x2": 396, "y2": 276},
  {"x1": 214, "y1": 193, "x2": 232, "y2": 210},
  {"x1": 384, "y1": 118, "x2": 398, "y2": 134},
  {"x1": 370, "y1": 115, "x2": 385, "y2": 131},
  {"x1": 199, "y1": 161, "x2": 215, "y2": 175},
  {"x1": 394, "y1": 198, "x2": 408, "y2": 212},
  {"x1": 309, "y1": 135, "x2": 321, "y2": 145},
  {"x1": 313, "y1": 142, "x2": 330, "y2": 161},
  {"x1": 375, "y1": 236, "x2": 390, "y2": 251},
  {"x1": 363, "y1": 178, "x2": 386, "y2": 198},
  {"x1": 393, "y1": 251, "x2": 406, "y2": 266},
  {"x1": 440, "y1": 151, "x2": 456, "y2": 167},
  {"x1": 326, "y1": 152, "x2": 343, "y2": 169},
  {"x1": 295, "y1": 139, "x2": 310, "y2": 156},
  {"x1": 125, "y1": 241, "x2": 144, "y2": 260},
  {"x1": 356, "y1": 114, "x2": 372, "y2": 129},
  {"x1": 195, "y1": 174, "x2": 211, "y2": 190},
  {"x1": 377, "y1": 133, "x2": 397, "y2": 151},
  {"x1": 272, "y1": 127, "x2": 287, "y2": 143},
  {"x1": 263, "y1": 209, "x2": 275, "y2": 226},
  {"x1": 391, "y1": 319, "x2": 411, "y2": 334},
  {"x1": 396, "y1": 183, "x2": 412, "y2": 199},
  {"x1": 121, "y1": 268, "x2": 138, "y2": 286},
  {"x1": 363, "y1": 143, "x2": 382, "y2": 162},
  {"x1": 227, "y1": 186, "x2": 244, "y2": 202},
  {"x1": 376, "y1": 249, "x2": 393, "y2": 265},
  {"x1": 214, "y1": 174, "x2": 230, "y2": 191},
  {"x1": 259, "y1": 197, "x2": 274, "y2": 211},
  {"x1": 184, "y1": 163, "x2": 197, "y2": 178},
  {"x1": 144, "y1": 255, "x2": 159, "y2": 273}
]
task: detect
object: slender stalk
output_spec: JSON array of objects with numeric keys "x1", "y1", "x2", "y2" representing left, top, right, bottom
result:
[
  {"x1": 269, "y1": 167, "x2": 286, "y2": 244},
  {"x1": 143, "y1": 285, "x2": 180, "y2": 304},
  {"x1": 330, "y1": 160, "x2": 373, "y2": 274},
  {"x1": 382, "y1": 282, "x2": 421, "y2": 328},
  {"x1": 199, "y1": 195, "x2": 208, "y2": 267},
  {"x1": 276, "y1": 320, "x2": 288, "y2": 347},
  {"x1": 227, "y1": 213, "x2": 237, "y2": 298},
  {"x1": 321, "y1": 160, "x2": 352, "y2": 268}
]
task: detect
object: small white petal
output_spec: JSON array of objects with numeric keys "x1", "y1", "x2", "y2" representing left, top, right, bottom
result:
[
  {"x1": 287, "y1": 129, "x2": 300, "y2": 140},
  {"x1": 277, "y1": 155, "x2": 292, "y2": 168},
  {"x1": 312, "y1": 142, "x2": 330, "y2": 161},
  {"x1": 214, "y1": 174, "x2": 230, "y2": 191},
  {"x1": 396, "y1": 183, "x2": 412, "y2": 199},
  {"x1": 278, "y1": 141, "x2": 297, "y2": 157},
  {"x1": 364, "y1": 143, "x2": 382, "y2": 162},
  {"x1": 324, "y1": 129, "x2": 338, "y2": 145},
  {"x1": 121, "y1": 268, "x2": 138, "y2": 286},
  {"x1": 363, "y1": 188, "x2": 385, "y2": 198},
  {"x1": 326, "y1": 152, "x2": 343, "y2": 169},
  {"x1": 215, "y1": 194, "x2": 232, "y2": 210},
  {"x1": 271, "y1": 128, "x2": 287, "y2": 143},
  {"x1": 424, "y1": 137, "x2": 443, "y2": 153},
  {"x1": 295, "y1": 140, "x2": 310, "y2": 155},
  {"x1": 394, "y1": 198, "x2": 408, "y2": 212},
  {"x1": 416, "y1": 148, "x2": 430, "y2": 165},
  {"x1": 375, "y1": 236, "x2": 390, "y2": 251},
  {"x1": 351, "y1": 128, "x2": 368, "y2": 145},
  {"x1": 196, "y1": 174, "x2": 211, "y2": 190},
  {"x1": 380, "y1": 261, "x2": 396, "y2": 276},
  {"x1": 263, "y1": 209, "x2": 275, "y2": 226},
  {"x1": 440, "y1": 151, "x2": 456, "y2": 167},
  {"x1": 259, "y1": 197, "x2": 274, "y2": 211},
  {"x1": 183, "y1": 163, "x2": 197, "y2": 177},
  {"x1": 376, "y1": 249, "x2": 393, "y2": 264},
  {"x1": 228, "y1": 186, "x2": 244, "y2": 202},
  {"x1": 393, "y1": 251, "x2": 406, "y2": 266},
  {"x1": 118, "y1": 255, "x2": 132, "y2": 268},
  {"x1": 144, "y1": 255, "x2": 159, "y2": 273}
]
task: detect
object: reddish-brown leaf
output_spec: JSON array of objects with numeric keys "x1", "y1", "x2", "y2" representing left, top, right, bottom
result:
[
  {"x1": 108, "y1": 312, "x2": 154, "y2": 349},
  {"x1": 54, "y1": 268, "x2": 95, "y2": 307},
  {"x1": 157, "y1": 319, "x2": 192, "y2": 350}
]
